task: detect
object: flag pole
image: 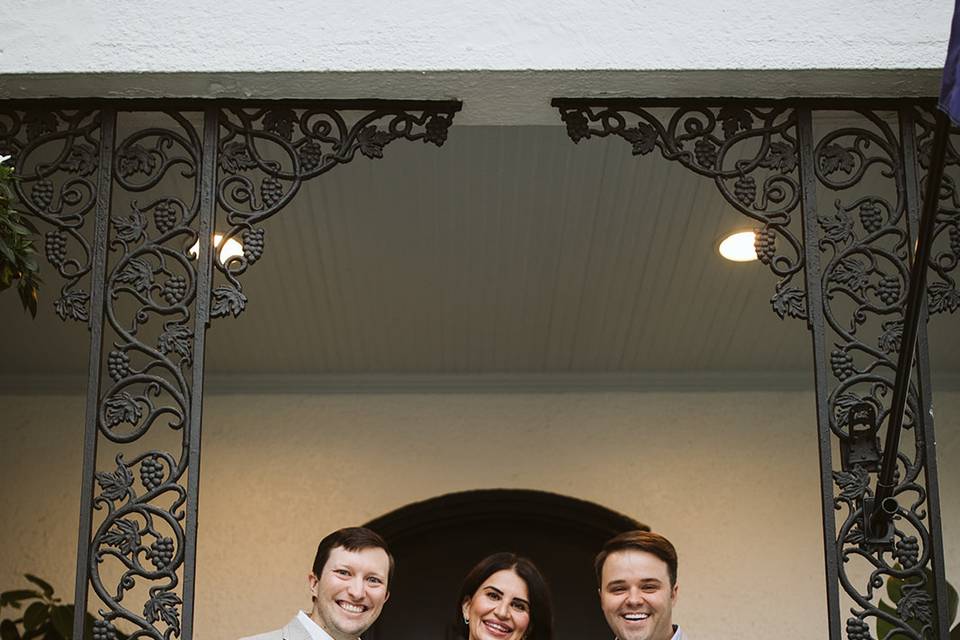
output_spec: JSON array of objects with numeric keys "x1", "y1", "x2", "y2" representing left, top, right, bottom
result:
[{"x1": 869, "y1": 109, "x2": 950, "y2": 535}]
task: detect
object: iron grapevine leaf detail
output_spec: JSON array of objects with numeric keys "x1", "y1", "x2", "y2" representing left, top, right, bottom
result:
[
  {"x1": 759, "y1": 141, "x2": 797, "y2": 173},
  {"x1": 878, "y1": 319, "x2": 903, "y2": 354},
  {"x1": 620, "y1": 124, "x2": 657, "y2": 156},
  {"x1": 843, "y1": 524, "x2": 866, "y2": 545},
  {"x1": 23, "y1": 112, "x2": 58, "y2": 141},
  {"x1": 60, "y1": 143, "x2": 98, "y2": 176},
  {"x1": 830, "y1": 256, "x2": 870, "y2": 294},
  {"x1": 210, "y1": 285, "x2": 247, "y2": 318},
  {"x1": 927, "y1": 281, "x2": 960, "y2": 314},
  {"x1": 817, "y1": 206, "x2": 854, "y2": 244},
  {"x1": 95, "y1": 462, "x2": 134, "y2": 502},
  {"x1": 770, "y1": 287, "x2": 805, "y2": 320},
  {"x1": 117, "y1": 144, "x2": 157, "y2": 178},
  {"x1": 144, "y1": 591, "x2": 182, "y2": 633},
  {"x1": 833, "y1": 392, "x2": 862, "y2": 428},
  {"x1": 104, "y1": 392, "x2": 142, "y2": 427},
  {"x1": 832, "y1": 465, "x2": 869, "y2": 501},
  {"x1": 54, "y1": 290, "x2": 89, "y2": 321},
  {"x1": 896, "y1": 588, "x2": 933, "y2": 626},
  {"x1": 357, "y1": 126, "x2": 394, "y2": 159},
  {"x1": 115, "y1": 257, "x2": 155, "y2": 293},
  {"x1": 818, "y1": 143, "x2": 856, "y2": 176},
  {"x1": 219, "y1": 141, "x2": 258, "y2": 174},
  {"x1": 102, "y1": 518, "x2": 141, "y2": 555},
  {"x1": 111, "y1": 207, "x2": 148, "y2": 243},
  {"x1": 157, "y1": 324, "x2": 193, "y2": 359},
  {"x1": 717, "y1": 106, "x2": 753, "y2": 139},
  {"x1": 262, "y1": 109, "x2": 297, "y2": 141}
]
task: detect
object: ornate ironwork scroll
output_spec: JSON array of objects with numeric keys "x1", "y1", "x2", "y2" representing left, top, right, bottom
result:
[
  {"x1": 0, "y1": 99, "x2": 461, "y2": 640},
  {"x1": 0, "y1": 105, "x2": 103, "y2": 321},
  {"x1": 552, "y1": 99, "x2": 951, "y2": 640},
  {"x1": 211, "y1": 101, "x2": 460, "y2": 319},
  {"x1": 914, "y1": 107, "x2": 960, "y2": 317},
  {"x1": 799, "y1": 106, "x2": 949, "y2": 640},
  {"x1": 63, "y1": 107, "x2": 210, "y2": 640},
  {"x1": 551, "y1": 99, "x2": 806, "y2": 322}
]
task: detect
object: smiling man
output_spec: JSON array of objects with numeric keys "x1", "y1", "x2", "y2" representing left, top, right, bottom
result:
[
  {"x1": 242, "y1": 527, "x2": 394, "y2": 640},
  {"x1": 595, "y1": 530, "x2": 685, "y2": 640}
]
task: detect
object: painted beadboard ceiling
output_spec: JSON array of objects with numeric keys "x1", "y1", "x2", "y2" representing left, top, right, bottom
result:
[{"x1": 2, "y1": 125, "x2": 958, "y2": 388}]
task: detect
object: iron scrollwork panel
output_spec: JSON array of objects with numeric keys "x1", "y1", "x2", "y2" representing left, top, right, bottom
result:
[
  {"x1": 551, "y1": 99, "x2": 806, "y2": 322},
  {"x1": 70, "y1": 108, "x2": 212, "y2": 639},
  {"x1": 210, "y1": 101, "x2": 461, "y2": 318},
  {"x1": 914, "y1": 107, "x2": 960, "y2": 316},
  {"x1": 14, "y1": 99, "x2": 463, "y2": 639},
  {"x1": 551, "y1": 99, "x2": 951, "y2": 640},
  {"x1": 0, "y1": 106, "x2": 102, "y2": 321},
  {"x1": 803, "y1": 107, "x2": 947, "y2": 640}
]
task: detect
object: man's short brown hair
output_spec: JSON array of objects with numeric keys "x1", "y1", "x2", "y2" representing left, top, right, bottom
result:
[
  {"x1": 594, "y1": 530, "x2": 678, "y2": 587},
  {"x1": 312, "y1": 526, "x2": 395, "y2": 587}
]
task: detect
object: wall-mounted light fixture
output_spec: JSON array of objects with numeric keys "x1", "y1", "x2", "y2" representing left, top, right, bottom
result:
[
  {"x1": 718, "y1": 230, "x2": 758, "y2": 262},
  {"x1": 188, "y1": 234, "x2": 244, "y2": 264}
]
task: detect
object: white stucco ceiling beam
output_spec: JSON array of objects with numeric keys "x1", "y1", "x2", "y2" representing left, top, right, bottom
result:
[{"x1": 0, "y1": 69, "x2": 941, "y2": 125}]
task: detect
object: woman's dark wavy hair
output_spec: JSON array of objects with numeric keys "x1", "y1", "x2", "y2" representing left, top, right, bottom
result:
[{"x1": 454, "y1": 552, "x2": 554, "y2": 640}]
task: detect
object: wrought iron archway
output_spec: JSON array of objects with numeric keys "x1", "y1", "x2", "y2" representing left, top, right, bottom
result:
[{"x1": 0, "y1": 96, "x2": 954, "y2": 640}]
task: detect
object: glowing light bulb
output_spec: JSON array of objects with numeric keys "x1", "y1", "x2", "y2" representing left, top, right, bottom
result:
[
  {"x1": 718, "y1": 231, "x2": 758, "y2": 262},
  {"x1": 189, "y1": 234, "x2": 244, "y2": 263}
]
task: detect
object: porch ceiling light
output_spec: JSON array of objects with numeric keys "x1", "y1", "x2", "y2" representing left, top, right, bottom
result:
[
  {"x1": 718, "y1": 230, "x2": 758, "y2": 262},
  {"x1": 188, "y1": 233, "x2": 244, "y2": 264}
]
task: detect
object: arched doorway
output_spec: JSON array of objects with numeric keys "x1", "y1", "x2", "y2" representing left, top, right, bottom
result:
[{"x1": 363, "y1": 489, "x2": 644, "y2": 640}]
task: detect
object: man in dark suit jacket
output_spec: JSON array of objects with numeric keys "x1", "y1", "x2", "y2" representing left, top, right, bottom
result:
[{"x1": 242, "y1": 527, "x2": 394, "y2": 640}]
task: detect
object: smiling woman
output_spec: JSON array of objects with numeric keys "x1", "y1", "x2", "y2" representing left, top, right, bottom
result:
[{"x1": 457, "y1": 553, "x2": 553, "y2": 640}]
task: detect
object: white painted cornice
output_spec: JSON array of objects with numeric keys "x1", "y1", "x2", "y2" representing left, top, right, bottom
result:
[{"x1": 5, "y1": 370, "x2": 960, "y2": 395}]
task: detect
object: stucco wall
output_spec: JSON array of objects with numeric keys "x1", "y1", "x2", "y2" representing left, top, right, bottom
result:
[
  {"x1": 1, "y1": 389, "x2": 958, "y2": 638},
  {"x1": 0, "y1": 0, "x2": 950, "y2": 74}
]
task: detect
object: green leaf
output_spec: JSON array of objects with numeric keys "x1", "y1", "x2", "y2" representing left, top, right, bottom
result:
[
  {"x1": 0, "y1": 590, "x2": 40, "y2": 607},
  {"x1": 5, "y1": 221, "x2": 30, "y2": 237},
  {"x1": 0, "y1": 619, "x2": 21, "y2": 640},
  {"x1": 0, "y1": 238, "x2": 15, "y2": 263},
  {"x1": 23, "y1": 602, "x2": 47, "y2": 631},
  {"x1": 21, "y1": 577, "x2": 52, "y2": 600},
  {"x1": 877, "y1": 598, "x2": 898, "y2": 639},
  {"x1": 17, "y1": 280, "x2": 38, "y2": 318},
  {"x1": 49, "y1": 605, "x2": 71, "y2": 638},
  {"x1": 17, "y1": 217, "x2": 38, "y2": 235}
]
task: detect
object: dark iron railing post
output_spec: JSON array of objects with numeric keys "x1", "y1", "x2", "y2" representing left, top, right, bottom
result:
[
  {"x1": 895, "y1": 106, "x2": 951, "y2": 640},
  {"x1": 796, "y1": 105, "x2": 843, "y2": 640},
  {"x1": 179, "y1": 106, "x2": 219, "y2": 639},
  {"x1": 73, "y1": 106, "x2": 116, "y2": 640}
]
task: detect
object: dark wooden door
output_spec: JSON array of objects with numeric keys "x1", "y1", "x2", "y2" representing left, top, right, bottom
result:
[{"x1": 364, "y1": 490, "x2": 643, "y2": 640}]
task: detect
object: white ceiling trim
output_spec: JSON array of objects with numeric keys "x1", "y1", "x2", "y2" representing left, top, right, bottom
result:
[
  {"x1": 0, "y1": 69, "x2": 939, "y2": 125},
  {"x1": 6, "y1": 371, "x2": 960, "y2": 396}
]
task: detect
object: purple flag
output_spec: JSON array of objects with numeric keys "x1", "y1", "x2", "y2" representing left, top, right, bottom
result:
[{"x1": 941, "y1": 0, "x2": 960, "y2": 124}]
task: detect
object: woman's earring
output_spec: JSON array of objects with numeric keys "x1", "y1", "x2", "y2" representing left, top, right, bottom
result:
[{"x1": 463, "y1": 618, "x2": 469, "y2": 624}]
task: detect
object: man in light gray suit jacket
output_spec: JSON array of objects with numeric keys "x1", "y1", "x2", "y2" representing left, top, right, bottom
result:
[
  {"x1": 241, "y1": 527, "x2": 394, "y2": 640},
  {"x1": 595, "y1": 530, "x2": 688, "y2": 640}
]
